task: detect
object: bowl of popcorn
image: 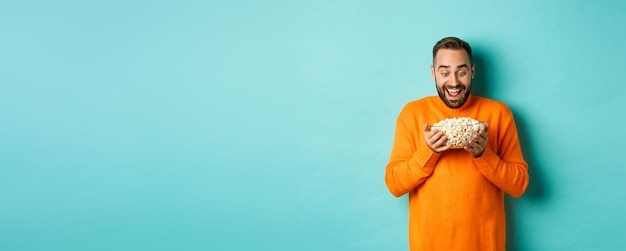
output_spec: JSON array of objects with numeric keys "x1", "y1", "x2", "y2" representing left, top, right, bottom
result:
[{"x1": 431, "y1": 117, "x2": 486, "y2": 148}]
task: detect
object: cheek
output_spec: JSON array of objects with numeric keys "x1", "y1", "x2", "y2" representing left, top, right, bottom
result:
[
  {"x1": 437, "y1": 79, "x2": 452, "y2": 89},
  {"x1": 465, "y1": 76, "x2": 473, "y2": 86},
  {"x1": 434, "y1": 77, "x2": 445, "y2": 86},
  {"x1": 459, "y1": 76, "x2": 472, "y2": 85}
]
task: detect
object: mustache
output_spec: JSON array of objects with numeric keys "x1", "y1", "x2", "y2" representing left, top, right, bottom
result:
[{"x1": 441, "y1": 85, "x2": 466, "y2": 90}]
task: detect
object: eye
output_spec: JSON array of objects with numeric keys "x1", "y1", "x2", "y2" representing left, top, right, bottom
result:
[
  {"x1": 458, "y1": 71, "x2": 466, "y2": 77},
  {"x1": 441, "y1": 72, "x2": 449, "y2": 77}
]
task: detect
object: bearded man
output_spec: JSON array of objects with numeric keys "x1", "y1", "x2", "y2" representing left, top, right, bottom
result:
[{"x1": 385, "y1": 36, "x2": 529, "y2": 251}]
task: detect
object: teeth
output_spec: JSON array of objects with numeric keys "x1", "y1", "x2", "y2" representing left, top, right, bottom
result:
[{"x1": 448, "y1": 89, "x2": 460, "y2": 93}]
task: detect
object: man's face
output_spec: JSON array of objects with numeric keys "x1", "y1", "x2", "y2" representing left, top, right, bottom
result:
[{"x1": 430, "y1": 49, "x2": 475, "y2": 108}]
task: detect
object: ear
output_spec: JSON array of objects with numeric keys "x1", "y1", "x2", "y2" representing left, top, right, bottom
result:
[
  {"x1": 430, "y1": 65, "x2": 436, "y2": 80},
  {"x1": 471, "y1": 64, "x2": 475, "y2": 79}
]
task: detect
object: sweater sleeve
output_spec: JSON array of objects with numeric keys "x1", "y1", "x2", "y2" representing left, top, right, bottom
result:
[
  {"x1": 385, "y1": 106, "x2": 441, "y2": 197},
  {"x1": 473, "y1": 107, "x2": 529, "y2": 198}
]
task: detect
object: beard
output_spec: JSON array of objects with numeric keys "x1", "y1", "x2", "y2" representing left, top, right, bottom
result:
[{"x1": 436, "y1": 82, "x2": 472, "y2": 108}]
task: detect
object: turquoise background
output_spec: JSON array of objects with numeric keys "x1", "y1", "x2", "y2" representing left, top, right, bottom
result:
[{"x1": 2, "y1": 1, "x2": 625, "y2": 250}]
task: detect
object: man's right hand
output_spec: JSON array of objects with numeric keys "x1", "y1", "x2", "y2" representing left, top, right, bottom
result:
[{"x1": 423, "y1": 124, "x2": 451, "y2": 153}]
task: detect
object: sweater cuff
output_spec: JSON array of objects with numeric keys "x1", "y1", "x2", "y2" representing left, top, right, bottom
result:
[
  {"x1": 474, "y1": 147, "x2": 500, "y2": 173},
  {"x1": 412, "y1": 147, "x2": 440, "y2": 174}
]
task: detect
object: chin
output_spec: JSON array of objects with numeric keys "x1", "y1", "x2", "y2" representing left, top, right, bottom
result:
[
  {"x1": 444, "y1": 92, "x2": 470, "y2": 108},
  {"x1": 438, "y1": 92, "x2": 468, "y2": 108},
  {"x1": 445, "y1": 100, "x2": 464, "y2": 108}
]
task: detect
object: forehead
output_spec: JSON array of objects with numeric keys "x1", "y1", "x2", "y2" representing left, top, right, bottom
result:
[{"x1": 434, "y1": 49, "x2": 471, "y2": 67}]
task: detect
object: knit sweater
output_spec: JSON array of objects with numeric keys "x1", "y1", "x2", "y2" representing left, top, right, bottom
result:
[{"x1": 385, "y1": 94, "x2": 529, "y2": 251}]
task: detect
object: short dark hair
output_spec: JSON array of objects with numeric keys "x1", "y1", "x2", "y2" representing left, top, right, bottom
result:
[{"x1": 432, "y1": 37, "x2": 472, "y2": 64}]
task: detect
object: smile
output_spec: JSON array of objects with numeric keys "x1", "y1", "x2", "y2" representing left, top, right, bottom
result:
[{"x1": 446, "y1": 88, "x2": 463, "y2": 98}]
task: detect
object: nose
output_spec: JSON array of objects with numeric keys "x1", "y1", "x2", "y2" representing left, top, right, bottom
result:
[{"x1": 450, "y1": 74, "x2": 460, "y2": 86}]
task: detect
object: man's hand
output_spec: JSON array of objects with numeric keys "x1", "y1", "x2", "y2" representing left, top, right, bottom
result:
[
  {"x1": 423, "y1": 124, "x2": 451, "y2": 153},
  {"x1": 465, "y1": 123, "x2": 489, "y2": 158}
]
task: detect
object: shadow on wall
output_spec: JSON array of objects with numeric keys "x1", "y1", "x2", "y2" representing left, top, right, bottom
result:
[
  {"x1": 471, "y1": 51, "x2": 491, "y2": 98},
  {"x1": 472, "y1": 48, "x2": 549, "y2": 251},
  {"x1": 506, "y1": 110, "x2": 549, "y2": 251}
]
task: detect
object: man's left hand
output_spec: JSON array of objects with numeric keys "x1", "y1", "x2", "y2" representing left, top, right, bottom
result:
[{"x1": 465, "y1": 123, "x2": 489, "y2": 158}]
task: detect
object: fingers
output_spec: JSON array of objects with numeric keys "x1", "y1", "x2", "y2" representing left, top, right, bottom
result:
[
  {"x1": 468, "y1": 132, "x2": 486, "y2": 147},
  {"x1": 430, "y1": 132, "x2": 447, "y2": 147},
  {"x1": 430, "y1": 137, "x2": 450, "y2": 152},
  {"x1": 466, "y1": 130, "x2": 488, "y2": 157},
  {"x1": 424, "y1": 126, "x2": 449, "y2": 152},
  {"x1": 437, "y1": 144, "x2": 452, "y2": 152}
]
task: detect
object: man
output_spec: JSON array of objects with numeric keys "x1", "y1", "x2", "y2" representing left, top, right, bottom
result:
[{"x1": 384, "y1": 37, "x2": 529, "y2": 250}]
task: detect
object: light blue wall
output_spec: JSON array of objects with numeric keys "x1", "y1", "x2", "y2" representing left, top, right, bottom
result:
[{"x1": 2, "y1": 1, "x2": 625, "y2": 250}]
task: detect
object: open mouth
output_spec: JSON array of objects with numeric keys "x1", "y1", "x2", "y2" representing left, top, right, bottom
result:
[{"x1": 446, "y1": 88, "x2": 463, "y2": 100}]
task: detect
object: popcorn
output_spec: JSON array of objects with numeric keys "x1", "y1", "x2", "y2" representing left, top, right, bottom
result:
[{"x1": 432, "y1": 117, "x2": 485, "y2": 148}]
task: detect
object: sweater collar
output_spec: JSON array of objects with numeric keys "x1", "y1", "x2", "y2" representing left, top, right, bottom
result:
[{"x1": 435, "y1": 93, "x2": 476, "y2": 116}]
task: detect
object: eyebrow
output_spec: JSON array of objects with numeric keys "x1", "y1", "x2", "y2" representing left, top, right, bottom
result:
[{"x1": 437, "y1": 64, "x2": 470, "y2": 70}]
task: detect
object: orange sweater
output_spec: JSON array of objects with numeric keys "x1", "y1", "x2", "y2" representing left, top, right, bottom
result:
[{"x1": 385, "y1": 95, "x2": 529, "y2": 251}]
